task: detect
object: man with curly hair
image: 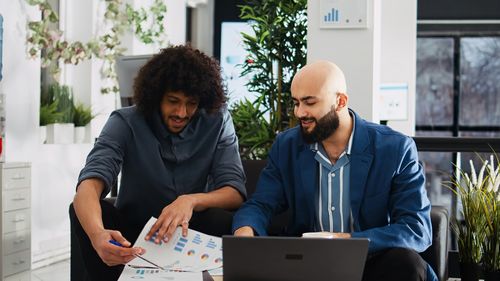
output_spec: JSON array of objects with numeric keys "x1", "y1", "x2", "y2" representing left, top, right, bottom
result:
[{"x1": 70, "y1": 45, "x2": 246, "y2": 280}]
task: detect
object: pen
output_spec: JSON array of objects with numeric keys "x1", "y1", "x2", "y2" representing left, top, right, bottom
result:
[{"x1": 109, "y1": 240, "x2": 165, "y2": 270}]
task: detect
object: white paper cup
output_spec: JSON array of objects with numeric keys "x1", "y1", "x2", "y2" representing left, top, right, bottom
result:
[{"x1": 302, "y1": 232, "x2": 335, "y2": 239}]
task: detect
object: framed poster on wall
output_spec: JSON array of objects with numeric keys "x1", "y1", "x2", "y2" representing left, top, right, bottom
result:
[{"x1": 319, "y1": 0, "x2": 368, "y2": 29}]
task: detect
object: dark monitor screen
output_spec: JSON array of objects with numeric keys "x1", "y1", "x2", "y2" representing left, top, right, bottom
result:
[{"x1": 115, "y1": 54, "x2": 152, "y2": 107}]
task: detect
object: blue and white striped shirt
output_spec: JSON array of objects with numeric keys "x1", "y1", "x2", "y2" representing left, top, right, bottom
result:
[{"x1": 311, "y1": 116, "x2": 355, "y2": 233}]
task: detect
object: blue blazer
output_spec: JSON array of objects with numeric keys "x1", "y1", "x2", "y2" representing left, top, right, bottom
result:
[{"x1": 233, "y1": 110, "x2": 433, "y2": 254}]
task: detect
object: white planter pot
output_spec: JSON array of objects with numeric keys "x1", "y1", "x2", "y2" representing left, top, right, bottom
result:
[
  {"x1": 40, "y1": 126, "x2": 47, "y2": 144},
  {"x1": 46, "y1": 123, "x2": 75, "y2": 144},
  {"x1": 74, "y1": 126, "x2": 86, "y2": 143}
]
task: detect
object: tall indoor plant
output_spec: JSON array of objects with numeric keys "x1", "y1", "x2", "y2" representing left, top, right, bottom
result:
[
  {"x1": 446, "y1": 156, "x2": 499, "y2": 281},
  {"x1": 231, "y1": 0, "x2": 307, "y2": 159},
  {"x1": 482, "y1": 155, "x2": 500, "y2": 281}
]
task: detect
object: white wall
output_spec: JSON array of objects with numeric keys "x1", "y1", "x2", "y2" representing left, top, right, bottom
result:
[
  {"x1": 307, "y1": 0, "x2": 382, "y2": 122},
  {"x1": 0, "y1": 0, "x2": 95, "y2": 267},
  {"x1": 165, "y1": 0, "x2": 187, "y2": 46},
  {"x1": 0, "y1": 1, "x2": 40, "y2": 162},
  {"x1": 307, "y1": 0, "x2": 417, "y2": 135},
  {"x1": 0, "y1": 0, "x2": 187, "y2": 268},
  {"x1": 380, "y1": 0, "x2": 417, "y2": 136},
  {"x1": 190, "y1": 0, "x2": 214, "y2": 56}
]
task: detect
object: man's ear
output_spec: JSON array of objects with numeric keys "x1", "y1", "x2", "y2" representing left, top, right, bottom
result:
[{"x1": 336, "y1": 93, "x2": 348, "y2": 109}]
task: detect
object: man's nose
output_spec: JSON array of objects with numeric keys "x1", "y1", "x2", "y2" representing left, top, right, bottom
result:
[
  {"x1": 175, "y1": 104, "x2": 188, "y2": 117},
  {"x1": 295, "y1": 104, "x2": 307, "y2": 119}
]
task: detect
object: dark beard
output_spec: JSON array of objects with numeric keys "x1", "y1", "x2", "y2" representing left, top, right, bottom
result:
[{"x1": 300, "y1": 108, "x2": 340, "y2": 144}]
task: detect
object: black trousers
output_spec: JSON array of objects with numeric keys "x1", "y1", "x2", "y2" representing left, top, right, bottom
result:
[
  {"x1": 362, "y1": 247, "x2": 428, "y2": 281},
  {"x1": 69, "y1": 200, "x2": 234, "y2": 281}
]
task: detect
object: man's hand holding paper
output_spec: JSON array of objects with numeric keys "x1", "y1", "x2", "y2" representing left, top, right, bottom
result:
[
  {"x1": 127, "y1": 217, "x2": 223, "y2": 273},
  {"x1": 145, "y1": 195, "x2": 197, "y2": 243}
]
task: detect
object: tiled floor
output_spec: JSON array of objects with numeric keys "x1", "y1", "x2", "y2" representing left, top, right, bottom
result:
[{"x1": 29, "y1": 259, "x2": 70, "y2": 281}]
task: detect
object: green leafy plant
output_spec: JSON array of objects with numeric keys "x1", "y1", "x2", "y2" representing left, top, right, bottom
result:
[
  {"x1": 445, "y1": 155, "x2": 500, "y2": 270},
  {"x1": 54, "y1": 84, "x2": 74, "y2": 123},
  {"x1": 481, "y1": 155, "x2": 500, "y2": 273},
  {"x1": 39, "y1": 102, "x2": 62, "y2": 126},
  {"x1": 25, "y1": 0, "x2": 167, "y2": 94},
  {"x1": 126, "y1": 0, "x2": 167, "y2": 44},
  {"x1": 73, "y1": 103, "x2": 94, "y2": 127},
  {"x1": 42, "y1": 83, "x2": 75, "y2": 124},
  {"x1": 231, "y1": 99, "x2": 272, "y2": 159},
  {"x1": 231, "y1": 0, "x2": 307, "y2": 159}
]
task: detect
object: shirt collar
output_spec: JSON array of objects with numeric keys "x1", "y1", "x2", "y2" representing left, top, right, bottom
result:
[{"x1": 346, "y1": 111, "x2": 355, "y2": 155}]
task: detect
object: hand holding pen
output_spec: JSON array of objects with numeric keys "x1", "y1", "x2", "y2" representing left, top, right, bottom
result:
[
  {"x1": 87, "y1": 230, "x2": 144, "y2": 267},
  {"x1": 109, "y1": 240, "x2": 165, "y2": 270}
]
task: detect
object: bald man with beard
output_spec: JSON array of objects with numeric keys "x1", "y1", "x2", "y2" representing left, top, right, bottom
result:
[{"x1": 232, "y1": 61, "x2": 438, "y2": 281}]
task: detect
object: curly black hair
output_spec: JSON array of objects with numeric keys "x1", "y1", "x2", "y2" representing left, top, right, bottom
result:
[{"x1": 133, "y1": 45, "x2": 226, "y2": 115}]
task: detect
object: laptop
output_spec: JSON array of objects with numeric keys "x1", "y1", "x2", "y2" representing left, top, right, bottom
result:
[{"x1": 223, "y1": 236, "x2": 369, "y2": 281}]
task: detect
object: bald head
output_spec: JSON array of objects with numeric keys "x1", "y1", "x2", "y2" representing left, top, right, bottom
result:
[
  {"x1": 291, "y1": 60, "x2": 347, "y2": 99},
  {"x1": 291, "y1": 61, "x2": 350, "y2": 142}
]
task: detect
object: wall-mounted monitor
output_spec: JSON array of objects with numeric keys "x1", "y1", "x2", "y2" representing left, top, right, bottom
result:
[{"x1": 115, "y1": 54, "x2": 152, "y2": 107}]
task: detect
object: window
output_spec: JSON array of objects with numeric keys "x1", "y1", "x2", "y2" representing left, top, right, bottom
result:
[
  {"x1": 416, "y1": 35, "x2": 500, "y2": 134},
  {"x1": 416, "y1": 29, "x2": 500, "y2": 233}
]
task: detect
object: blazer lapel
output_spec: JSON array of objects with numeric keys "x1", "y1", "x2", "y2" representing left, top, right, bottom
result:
[
  {"x1": 349, "y1": 112, "x2": 374, "y2": 231},
  {"x1": 298, "y1": 144, "x2": 318, "y2": 227}
]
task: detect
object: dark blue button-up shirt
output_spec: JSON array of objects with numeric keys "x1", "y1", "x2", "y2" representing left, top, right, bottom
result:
[{"x1": 78, "y1": 106, "x2": 246, "y2": 231}]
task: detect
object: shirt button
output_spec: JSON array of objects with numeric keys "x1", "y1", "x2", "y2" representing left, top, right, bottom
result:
[
  {"x1": 331, "y1": 206, "x2": 335, "y2": 211},
  {"x1": 331, "y1": 173, "x2": 336, "y2": 177}
]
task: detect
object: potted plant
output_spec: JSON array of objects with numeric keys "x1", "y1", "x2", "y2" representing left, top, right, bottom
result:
[
  {"x1": 482, "y1": 155, "x2": 500, "y2": 281},
  {"x1": 446, "y1": 159, "x2": 489, "y2": 281},
  {"x1": 231, "y1": 0, "x2": 307, "y2": 160},
  {"x1": 231, "y1": 99, "x2": 272, "y2": 159},
  {"x1": 39, "y1": 101, "x2": 61, "y2": 143},
  {"x1": 73, "y1": 103, "x2": 94, "y2": 143},
  {"x1": 45, "y1": 83, "x2": 75, "y2": 144}
]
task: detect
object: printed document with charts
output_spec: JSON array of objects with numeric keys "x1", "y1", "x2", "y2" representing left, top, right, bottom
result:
[
  {"x1": 118, "y1": 267, "x2": 202, "y2": 281},
  {"x1": 125, "y1": 217, "x2": 223, "y2": 272}
]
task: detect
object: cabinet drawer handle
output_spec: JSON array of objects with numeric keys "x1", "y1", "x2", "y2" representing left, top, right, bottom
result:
[
  {"x1": 14, "y1": 238, "x2": 26, "y2": 244},
  {"x1": 12, "y1": 218, "x2": 25, "y2": 223},
  {"x1": 13, "y1": 260, "x2": 26, "y2": 265},
  {"x1": 12, "y1": 174, "x2": 26, "y2": 180}
]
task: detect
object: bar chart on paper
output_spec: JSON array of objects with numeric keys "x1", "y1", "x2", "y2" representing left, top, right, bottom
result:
[
  {"x1": 118, "y1": 266, "x2": 203, "y2": 281},
  {"x1": 128, "y1": 217, "x2": 223, "y2": 272}
]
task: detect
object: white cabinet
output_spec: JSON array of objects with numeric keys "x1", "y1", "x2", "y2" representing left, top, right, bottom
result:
[{"x1": 1, "y1": 162, "x2": 31, "y2": 280}]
